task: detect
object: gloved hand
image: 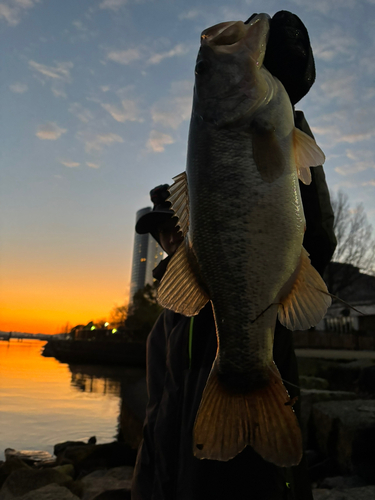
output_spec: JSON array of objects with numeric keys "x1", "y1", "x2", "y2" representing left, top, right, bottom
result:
[{"x1": 246, "y1": 11, "x2": 316, "y2": 105}]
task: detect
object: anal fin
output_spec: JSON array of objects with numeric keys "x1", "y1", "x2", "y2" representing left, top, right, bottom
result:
[
  {"x1": 193, "y1": 362, "x2": 302, "y2": 466},
  {"x1": 278, "y1": 246, "x2": 331, "y2": 330}
]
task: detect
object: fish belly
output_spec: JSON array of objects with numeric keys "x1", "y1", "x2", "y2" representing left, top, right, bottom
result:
[{"x1": 187, "y1": 117, "x2": 304, "y2": 387}]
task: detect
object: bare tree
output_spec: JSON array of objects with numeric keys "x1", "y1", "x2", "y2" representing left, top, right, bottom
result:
[
  {"x1": 110, "y1": 304, "x2": 128, "y2": 328},
  {"x1": 326, "y1": 190, "x2": 375, "y2": 296}
]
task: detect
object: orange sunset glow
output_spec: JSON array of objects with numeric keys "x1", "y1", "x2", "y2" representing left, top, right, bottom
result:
[{"x1": 1, "y1": 263, "x2": 131, "y2": 334}]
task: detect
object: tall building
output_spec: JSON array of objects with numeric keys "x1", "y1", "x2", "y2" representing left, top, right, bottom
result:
[{"x1": 129, "y1": 207, "x2": 165, "y2": 303}]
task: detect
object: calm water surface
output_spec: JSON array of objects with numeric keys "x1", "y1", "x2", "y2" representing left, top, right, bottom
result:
[{"x1": 0, "y1": 339, "x2": 146, "y2": 460}]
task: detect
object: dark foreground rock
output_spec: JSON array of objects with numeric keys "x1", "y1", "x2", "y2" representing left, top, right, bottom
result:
[
  {"x1": 312, "y1": 399, "x2": 375, "y2": 479},
  {"x1": 0, "y1": 439, "x2": 136, "y2": 500},
  {"x1": 313, "y1": 486, "x2": 375, "y2": 499},
  {"x1": 81, "y1": 467, "x2": 133, "y2": 500},
  {"x1": 6, "y1": 484, "x2": 80, "y2": 500},
  {"x1": 0, "y1": 468, "x2": 80, "y2": 500}
]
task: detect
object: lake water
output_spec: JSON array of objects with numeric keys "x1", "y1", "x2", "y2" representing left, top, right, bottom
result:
[{"x1": 0, "y1": 339, "x2": 146, "y2": 460}]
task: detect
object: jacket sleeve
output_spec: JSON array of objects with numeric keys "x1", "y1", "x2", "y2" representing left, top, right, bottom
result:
[
  {"x1": 131, "y1": 311, "x2": 168, "y2": 500},
  {"x1": 295, "y1": 110, "x2": 337, "y2": 276}
]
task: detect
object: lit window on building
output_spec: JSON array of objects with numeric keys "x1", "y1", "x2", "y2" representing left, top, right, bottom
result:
[{"x1": 140, "y1": 258, "x2": 146, "y2": 262}]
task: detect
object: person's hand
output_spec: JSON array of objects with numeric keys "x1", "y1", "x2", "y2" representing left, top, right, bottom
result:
[{"x1": 248, "y1": 11, "x2": 315, "y2": 105}]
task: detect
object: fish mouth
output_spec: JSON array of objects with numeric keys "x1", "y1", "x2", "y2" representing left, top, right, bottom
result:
[{"x1": 200, "y1": 13, "x2": 270, "y2": 53}]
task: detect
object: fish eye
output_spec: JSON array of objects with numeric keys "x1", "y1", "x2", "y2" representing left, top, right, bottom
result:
[{"x1": 195, "y1": 59, "x2": 210, "y2": 76}]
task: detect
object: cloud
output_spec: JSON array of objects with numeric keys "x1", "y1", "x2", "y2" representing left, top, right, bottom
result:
[
  {"x1": 151, "y1": 80, "x2": 192, "y2": 129},
  {"x1": 313, "y1": 26, "x2": 357, "y2": 62},
  {"x1": 148, "y1": 43, "x2": 190, "y2": 65},
  {"x1": 0, "y1": 0, "x2": 39, "y2": 26},
  {"x1": 107, "y1": 48, "x2": 141, "y2": 65},
  {"x1": 147, "y1": 130, "x2": 174, "y2": 153},
  {"x1": 9, "y1": 82, "x2": 28, "y2": 93},
  {"x1": 86, "y1": 162, "x2": 100, "y2": 169},
  {"x1": 36, "y1": 122, "x2": 67, "y2": 140},
  {"x1": 60, "y1": 160, "x2": 80, "y2": 168},
  {"x1": 29, "y1": 59, "x2": 73, "y2": 98},
  {"x1": 101, "y1": 99, "x2": 143, "y2": 123},
  {"x1": 362, "y1": 180, "x2": 375, "y2": 186},
  {"x1": 69, "y1": 103, "x2": 94, "y2": 123},
  {"x1": 29, "y1": 60, "x2": 73, "y2": 80},
  {"x1": 76, "y1": 131, "x2": 123, "y2": 153},
  {"x1": 178, "y1": 9, "x2": 200, "y2": 20},
  {"x1": 99, "y1": 0, "x2": 127, "y2": 10},
  {"x1": 290, "y1": 0, "x2": 356, "y2": 15},
  {"x1": 319, "y1": 73, "x2": 356, "y2": 103},
  {"x1": 334, "y1": 149, "x2": 374, "y2": 176}
]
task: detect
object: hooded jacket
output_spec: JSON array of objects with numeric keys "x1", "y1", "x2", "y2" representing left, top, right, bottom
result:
[{"x1": 131, "y1": 112, "x2": 336, "y2": 500}]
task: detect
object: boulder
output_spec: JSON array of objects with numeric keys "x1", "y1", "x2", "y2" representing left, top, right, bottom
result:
[
  {"x1": 312, "y1": 399, "x2": 375, "y2": 477},
  {"x1": 4, "y1": 449, "x2": 55, "y2": 467},
  {"x1": 300, "y1": 390, "x2": 357, "y2": 447},
  {"x1": 319, "y1": 475, "x2": 368, "y2": 489},
  {"x1": 81, "y1": 466, "x2": 133, "y2": 500},
  {"x1": 313, "y1": 486, "x2": 375, "y2": 499},
  {"x1": 54, "y1": 439, "x2": 94, "y2": 457},
  {"x1": 0, "y1": 468, "x2": 80, "y2": 500},
  {"x1": 300, "y1": 376, "x2": 329, "y2": 390},
  {"x1": 15, "y1": 484, "x2": 80, "y2": 500},
  {"x1": 0, "y1": 458, "x2": 30, "y2": 489},
  {"x1": 56, "y1": 442, "x2": 136, "y2": 475}
]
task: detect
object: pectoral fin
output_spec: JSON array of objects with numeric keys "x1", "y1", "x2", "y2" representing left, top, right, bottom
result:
[
  {"x1": 293, "y1": 127, "x2": 325, "y2": 185},
  {"x1": 252, "y1": 128, "x2": 286, "y2": 183},
  {"x1": 278, "y1": 247, "x2": 331, "y2": 330}
]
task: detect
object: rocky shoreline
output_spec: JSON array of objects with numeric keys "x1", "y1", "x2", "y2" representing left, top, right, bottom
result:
[
  {"x1": 0, "y1": 439, "x2": 136, "y2": 500},
  {"x1": 1, "y1": 354, "x2": 375, "y2": 499}
]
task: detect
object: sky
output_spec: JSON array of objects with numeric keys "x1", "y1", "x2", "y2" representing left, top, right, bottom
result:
[{"x1": 1, "y1": 0, "x2": 375, "y2": 334}]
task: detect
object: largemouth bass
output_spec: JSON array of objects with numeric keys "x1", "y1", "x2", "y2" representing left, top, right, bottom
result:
[{"x1": 158, "y1": 14, "x2": 331, "y2": 467}]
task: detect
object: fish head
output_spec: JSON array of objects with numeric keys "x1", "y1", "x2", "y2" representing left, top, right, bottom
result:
[{"x1": 193, "y1": 14, "x2": 273, "y2": 126}]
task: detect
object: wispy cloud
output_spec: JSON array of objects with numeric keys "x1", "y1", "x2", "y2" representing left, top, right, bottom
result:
[
  {"x1": 334, "y1": 149, "x2": 374, "y2": 176},
  {"x1": 99, "y1": 0, "x2": 127, "y2": 10},
  {"x1": 101, "y1": 99, "x2": 143, "y2": 123},
  {"x1": 178, "y1": 9, "x2": 200, "y2": 20},
  {"x1": 151, "y1": 80, "x2": 192, "y2": 129},
  {"x1": 9, "y1": 82, "x2": 28, "y2": 93},
  {"x1": 76, "y1": 131, "x2": 123, "y2": 153},
  {"x1": 29, "y1": 59, "x2": 73, "y2": 98},
  {"x1": 69, "y1": 103, "x2": 94, "y2": 123},
  {"x1": 148, "y1": 43, "x2": 190, "y2": 65},
  {"x1": 36, "y1": 122, "x2": 67, "y2": 140},
  {"x1": 147, "y1": 130, "x2": 174, "y2": 153},
  {"x1": 107, "y1": 48, "x2": 141, "y2": 65},
  {"x1": 0, "y1": 0, "x2": 40, "y2": 26},
  {"x1": 86, "y1": 162, "x2": 100, "y2": 169},
  {"x1": 290, "y1": 0, "x2": 356, "y2": 15},
  {"x1": 29, "y1": 60, "x2": 72, "y2": 80},
  {"x1": 313, "y1": 26, "x2": 357, "y2": 62},
  {"x1": 60, "y1": 160, "x2": 80, "y2": 168}
]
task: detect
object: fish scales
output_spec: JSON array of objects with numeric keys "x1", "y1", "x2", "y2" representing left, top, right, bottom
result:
[
  {"x1": 158, "y1": 13, "x2": 331, "y2": 466},
  {"x1": 188, "y1": 122, "x2": 302, "y2": 383}
]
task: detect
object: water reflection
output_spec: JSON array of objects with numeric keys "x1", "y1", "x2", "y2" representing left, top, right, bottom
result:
[
  {"x1": 0, "y1": 340, "x2": 146, "y2": 458},
  {"x1": 67, "y1": 363, "x2": 147, "y2": 449}
]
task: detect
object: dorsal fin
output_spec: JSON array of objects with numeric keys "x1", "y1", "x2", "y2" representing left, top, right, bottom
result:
[
  {"x1": 158, "y1": 171, "x2": 209, "y2": 316},
  {"x1": 168, "y1": 172, "x2": 189, "y2": 237},
  {"x1": 293, "y1": 127, "x2": 325, "y2": 185}
]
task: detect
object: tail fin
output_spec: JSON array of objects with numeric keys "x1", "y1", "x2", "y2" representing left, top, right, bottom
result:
[{"x1": 193, "y1": 362, "x2": 302, "y2": 467}]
